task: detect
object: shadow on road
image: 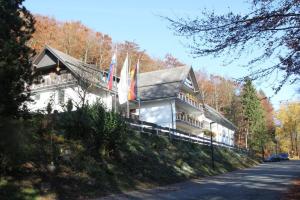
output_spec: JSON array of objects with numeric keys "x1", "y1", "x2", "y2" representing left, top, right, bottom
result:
[{"x1": 97, "y1": 160, "x2": 300, "y2": 200}]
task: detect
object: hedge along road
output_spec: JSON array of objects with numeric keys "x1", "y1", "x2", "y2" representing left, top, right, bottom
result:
[{"x1": 96, "y1": 160, "x2": 300, "y2": 200}]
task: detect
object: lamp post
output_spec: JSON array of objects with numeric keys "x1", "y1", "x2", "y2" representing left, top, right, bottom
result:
[{"x1": 210, "y1": 121, "x2": 216, "y2": 170}]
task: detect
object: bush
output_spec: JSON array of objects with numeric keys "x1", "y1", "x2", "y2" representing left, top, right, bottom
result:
[{"x1": 59, "y1": 102, "x2": 128, "y2": 159}]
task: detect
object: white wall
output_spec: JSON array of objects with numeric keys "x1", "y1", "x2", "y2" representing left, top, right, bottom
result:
[
  {"x1": 28, "y1": 85, "x2": 113, "y2": 113},
  {"x1": 204, "y1": 117, "x2": 235, "y2": 146},
  {"x1": 139, "y1": 99, "x2": 176, "y2": 129}
]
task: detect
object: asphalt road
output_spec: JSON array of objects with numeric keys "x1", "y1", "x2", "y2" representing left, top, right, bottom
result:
[{"x1": 97, "y1": 160, "x2": 300, "y2": 200}]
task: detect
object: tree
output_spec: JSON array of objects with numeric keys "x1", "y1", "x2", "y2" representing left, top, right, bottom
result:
[
  {"x1": 195, "y1": 70, "x2": 236, "y2": 113},
  {"x1": 163, "y1": 53, "x2": 184, "y2": 68},
  {"x1": 258, "y1": 90, "x2": 275, "y2": 135},
  {"x1": 0, "y1": 0, "x2": 35, "y2": 173},
  {"x1": 29, "y1": 15, "x2": 59, "y2": 53},
  {"x1": 276, "y1": 102, "x2": 300, "y2": 157},
  {"x1": 0, "y1": 0, "x2": 35, "y2": 117},
  {"x1": 166, "y1": 0, "x2": 300, "y2": 91},
  {"x1": 241, "y1": 79, "x2": 269, "y2": 157}
]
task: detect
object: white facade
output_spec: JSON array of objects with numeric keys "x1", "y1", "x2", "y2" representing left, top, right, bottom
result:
[
  {"x1": 29, "y1": 85, "x2": 113, "y2": 113},
  {"x1": 139, "y1": 99, "x2": 176, "y2": 129},
  {"x1": 205, "y1": 118, "x2": 235, "y2": 146}
]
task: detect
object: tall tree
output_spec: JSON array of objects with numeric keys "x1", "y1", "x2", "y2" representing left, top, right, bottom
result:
[
  {"x1": 0, "y1": 0, "x2": 35, "y2": 117},
  {"x1": 166, "y1": 0, "x2": 300, "y2": 91},
  {"x1": 241, "y1": 79, "x2": 269, "y2": 156}
]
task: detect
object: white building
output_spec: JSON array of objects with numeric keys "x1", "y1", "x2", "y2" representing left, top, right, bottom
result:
[
  {"x1": 28, "y1": 46, "x2": 118, "y2": 112},
  {"x1": 29, "y1": 46, "x2": 235, "y2": 146},
  {"x1": 136, "y1": 66, "x2": 236, "y2": 146}
]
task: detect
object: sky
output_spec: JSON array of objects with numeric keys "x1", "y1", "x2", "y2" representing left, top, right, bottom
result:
[{"x1": 24, "y1": 0, "x2": 299, "y2": 109}]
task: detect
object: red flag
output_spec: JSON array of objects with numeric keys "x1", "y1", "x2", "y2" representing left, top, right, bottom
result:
[{"x1": 128, "y1": 61, "x2": 138, "y2": 100}]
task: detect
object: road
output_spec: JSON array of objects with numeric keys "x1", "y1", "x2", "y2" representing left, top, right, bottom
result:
[{"x1": 97, "y1": 160, "x2": 300, "y2": 200}]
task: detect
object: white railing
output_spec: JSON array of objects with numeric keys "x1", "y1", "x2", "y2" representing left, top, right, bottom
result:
[
  {"x1": 177, "y1": 92, "x2": 203, "y2": 111},
  {"x1": 31, "y1": 73, "x2": 76, "y2": 90},
  {"x1": 125, "y1": 118, "x2": 240, "y2": 150},
  {"x1": 176, "y1": 113, "x2": 203, "y2": 129}
]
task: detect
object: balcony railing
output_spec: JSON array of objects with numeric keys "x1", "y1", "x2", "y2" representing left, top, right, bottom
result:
[
  {"x1": 177, "y1": 92, "x2": 203, "y2": 111},
  {"x1": 176, "y1": 113, "x2": 203, "y2": 129},
  {"x1": 31, "y1": 73, "x2": 76, "y2": 90}
]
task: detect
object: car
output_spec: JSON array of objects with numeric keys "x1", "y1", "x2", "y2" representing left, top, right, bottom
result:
[
  {"x1": 278, "y1": 153, "x2": 289, "y2": 161},
  {"x1": 265, "y1": 154, "x2": 281, "y2": 162}
]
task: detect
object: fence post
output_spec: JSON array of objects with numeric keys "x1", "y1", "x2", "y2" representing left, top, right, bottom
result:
[
  {"x1": 169, "y1": 127, "x2": 172, "y2": 140},
  {"x1": 210, "y1": 133, "x2": 215, "y2": 170}
]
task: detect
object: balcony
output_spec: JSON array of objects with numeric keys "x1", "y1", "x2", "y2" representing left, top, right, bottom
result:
[
  {"x1": 31, "y1": 73, "x2": 77, "y2": 90},
  {"x1": 176, "y1": 113, "x2": 203, "y2": 129},
  {"x1": 177, "y1": 92, "x2": 203, "y2": 112}
]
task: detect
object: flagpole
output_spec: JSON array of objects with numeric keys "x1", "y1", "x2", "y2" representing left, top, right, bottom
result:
[
  {"x1": 114, "y1": 46, "x2": 118, "y2": 113},
  {"x1": 137, "y1": 59, "x2": 141, "y2": 120}
]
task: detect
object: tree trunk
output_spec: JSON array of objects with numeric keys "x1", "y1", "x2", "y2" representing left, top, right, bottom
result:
[
  {"x1": 290, "y1": 131, "x2": 294, "y2": 156},
  {"x1": 295, "y1": 131, "x2": 299, "y2": 157},
  {"x1": 261, "y1": 145, "x2": 265, "y2": 161},
  {"x1": 245, "y1": 128, "x2": 248, "y2": 149}
]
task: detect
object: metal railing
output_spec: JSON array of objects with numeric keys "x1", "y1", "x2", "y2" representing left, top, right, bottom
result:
[
  {"x1": 176, "y1": 113, "x2": 203, "y2": 129},
  {"x1": 125, "y1": 118, "x2": 241, "y2": 151},
  {"x1": 177, "y1": 92, "x2": 203, "y2": 111}
]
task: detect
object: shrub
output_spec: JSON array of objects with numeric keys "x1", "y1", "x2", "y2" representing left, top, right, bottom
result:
[{"x1": 59, "y1": 102, "x2": 128, "y2": 159}]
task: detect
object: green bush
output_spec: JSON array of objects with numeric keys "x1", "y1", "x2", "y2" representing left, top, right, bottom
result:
[{"x1": 59, "y1": 102, "x2": 128, "y2": 159}]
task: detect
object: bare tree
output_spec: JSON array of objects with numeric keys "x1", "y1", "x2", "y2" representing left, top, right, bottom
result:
[{"x1": 165, "y1": 0, "x2": 300, "y2": 92}]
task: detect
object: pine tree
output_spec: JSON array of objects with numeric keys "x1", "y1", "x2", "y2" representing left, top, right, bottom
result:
[
  {"x1": 241, "y1": 79, "x2": 268, "y2": 157},
  {"x1": 0, "y1": 0, "x2": 35, "y2": 117}
]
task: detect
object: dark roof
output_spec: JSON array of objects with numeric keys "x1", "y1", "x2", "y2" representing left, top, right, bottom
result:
[
  {"x1": 204, "y1": 104, "x2": 236, "y2": 130},
  {"x1": 33, "y1": 46, "x2": 117, "y2": 92},
  {"x1": 138, "y1": 66, "x2": 196, "y2": 100},
  {"x1": 139, "y1": 66, "x2": 191, "y2": 87}
]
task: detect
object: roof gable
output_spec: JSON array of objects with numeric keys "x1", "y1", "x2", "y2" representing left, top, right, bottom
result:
[
  {"x1": 182, "y1": 67, "x2": 199, "y2": 93},
  {"x1": 33, "y1": 46, "x2": 118, "y2": 92}
]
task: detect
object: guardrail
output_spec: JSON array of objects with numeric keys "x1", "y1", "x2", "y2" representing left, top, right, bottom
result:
[{"x1": 124, "y1": 118, "x2": 242, "y2": 150}]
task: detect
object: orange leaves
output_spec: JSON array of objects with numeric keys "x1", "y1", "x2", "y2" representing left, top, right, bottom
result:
[{"x1": 29, "y1": 15, "x2": 113, "y2": 69}]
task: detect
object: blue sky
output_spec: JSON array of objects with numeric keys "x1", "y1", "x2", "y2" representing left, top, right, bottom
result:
[{"x1": 24, "y1": 0, "x2": 299, "y2": 109}]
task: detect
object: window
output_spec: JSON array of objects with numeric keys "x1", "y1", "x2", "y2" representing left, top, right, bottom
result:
[{"x1": 58, "y1": 90, "x2": 65, "y2": 104}]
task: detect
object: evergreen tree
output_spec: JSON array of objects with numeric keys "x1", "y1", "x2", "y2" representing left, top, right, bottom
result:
[
  {"x1": 241, "y1": 79, "x2": 268, "y2": 157},
  {"x1": 0, "y1": 0, "x2": 35, "y2": 117}
]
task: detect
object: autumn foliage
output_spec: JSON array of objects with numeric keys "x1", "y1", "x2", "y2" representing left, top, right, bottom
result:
[{"x1": 29, "y1": 15, "x2": 183, "y2": 74}]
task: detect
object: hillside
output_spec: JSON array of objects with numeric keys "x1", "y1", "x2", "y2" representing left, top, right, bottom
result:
[{"x1": 0, "y1": 119, "x2": 258, "y2": 199}]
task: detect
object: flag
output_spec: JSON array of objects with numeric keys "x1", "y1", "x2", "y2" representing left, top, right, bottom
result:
[
  {"x1": 107, "y1": 53, "x2": 116, "y2": 90},
  {"x1": 118, "y1": 54, "x2": 129, "y2": 104},
  {"x1": 128, "y1": 60, "x2": 139, "y2": 101}
]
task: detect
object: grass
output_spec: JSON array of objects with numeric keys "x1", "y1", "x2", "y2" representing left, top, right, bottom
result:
[{"x1": 0, "y1": 131, "x2": 258, "y2": 200}]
